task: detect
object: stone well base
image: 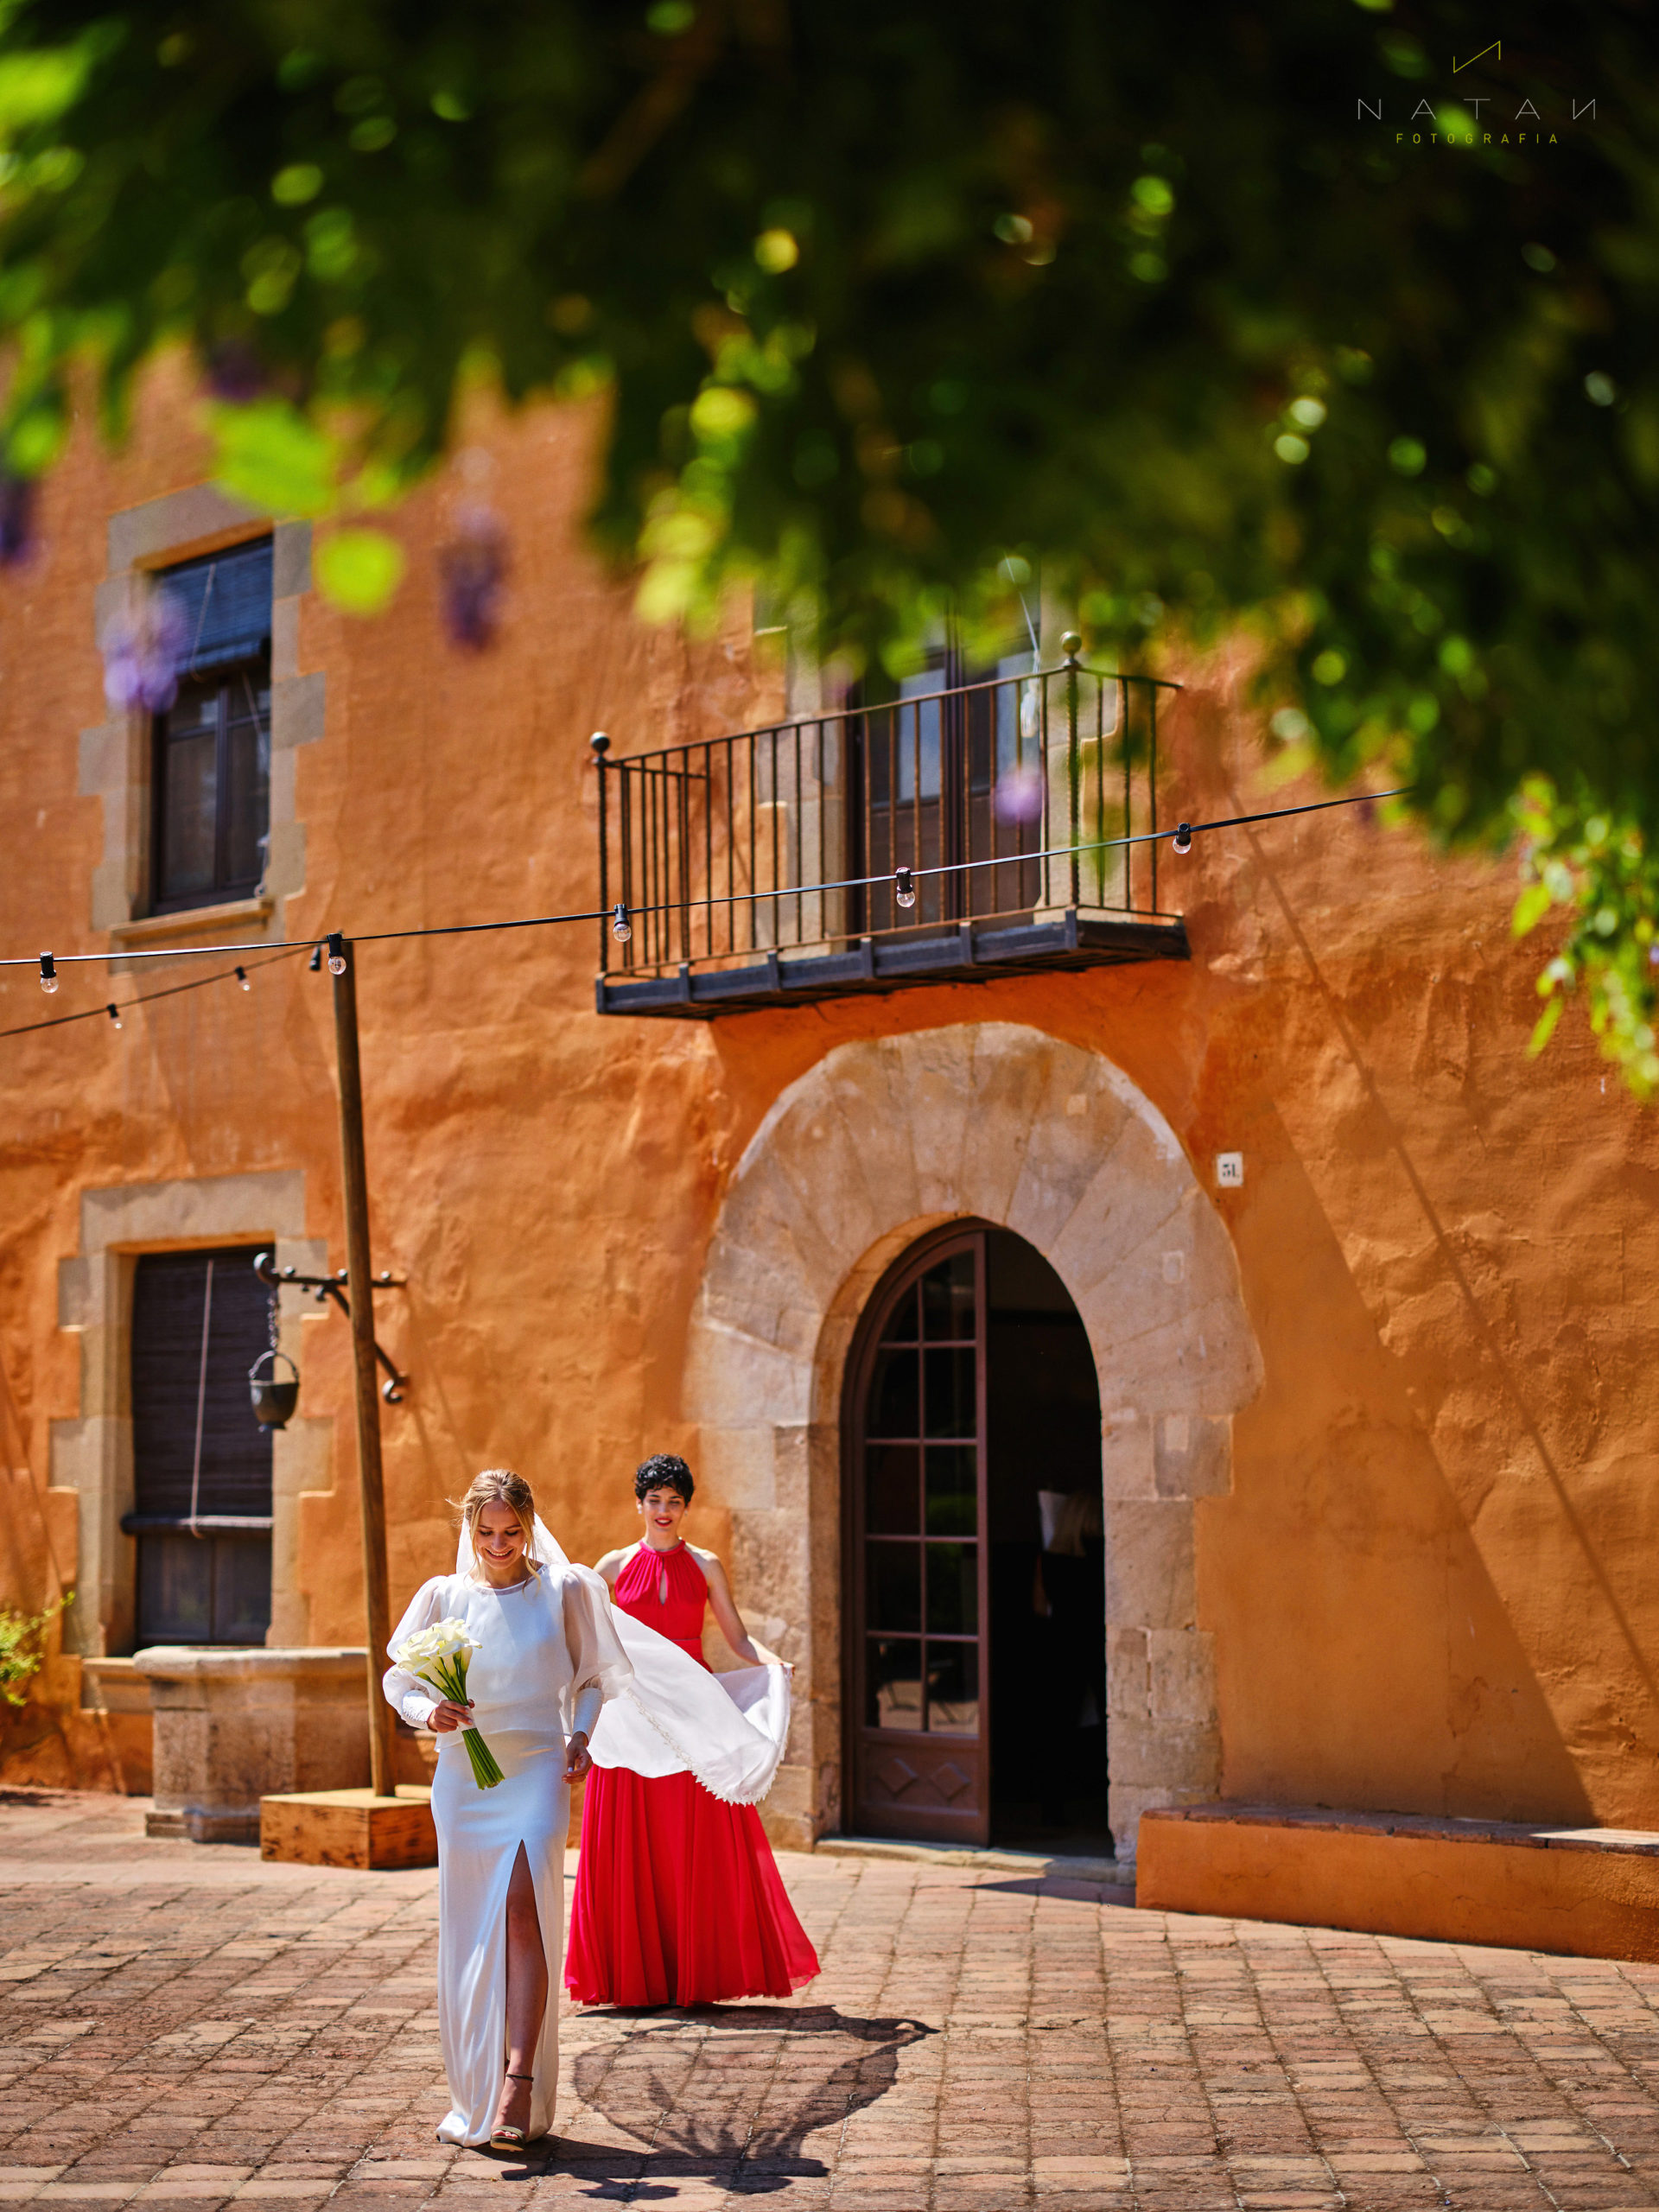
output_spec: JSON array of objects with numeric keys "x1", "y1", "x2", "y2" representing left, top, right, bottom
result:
[{"x1": 134, "y1": 1647, "x2": 373, "y2": 1844}]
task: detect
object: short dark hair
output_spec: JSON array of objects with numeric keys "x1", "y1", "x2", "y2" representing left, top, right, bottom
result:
[{"x1": 634, "y1": 1452, "x2": 695, "y2": 1503}]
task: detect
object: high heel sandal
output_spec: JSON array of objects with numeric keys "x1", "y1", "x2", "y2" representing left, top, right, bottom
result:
[{"x1": 488, "y1": 2071, "x2": 535, "y2": 2153}]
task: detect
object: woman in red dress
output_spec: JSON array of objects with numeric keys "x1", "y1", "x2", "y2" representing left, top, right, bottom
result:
[{"x1": 565, "y1": 1453, "x2": 819, "y2": 2006}]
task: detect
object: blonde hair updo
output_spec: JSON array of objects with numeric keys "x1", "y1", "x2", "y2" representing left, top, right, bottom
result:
[{"x1": 453, "y1": 1467, "x2": 542, "y2": 1575}]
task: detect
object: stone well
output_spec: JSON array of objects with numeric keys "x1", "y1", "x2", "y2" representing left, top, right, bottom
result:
[{"x1": 134, "y1": 1648, "x2": 372, "y2": 1843}]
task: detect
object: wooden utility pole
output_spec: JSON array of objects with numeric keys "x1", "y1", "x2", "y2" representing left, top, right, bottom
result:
[{"x1": 331, "y1": 941, "x2": 397, "y2": 1801}]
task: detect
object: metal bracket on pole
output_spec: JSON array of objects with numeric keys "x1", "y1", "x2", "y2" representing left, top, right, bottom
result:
[{"x1": 252, "y1": 1251, "x2": 410, "y2": 1403}]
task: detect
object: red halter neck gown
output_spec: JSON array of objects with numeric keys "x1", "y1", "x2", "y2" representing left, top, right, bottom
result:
[{"x1": 565, "y1": 1541, "x2": 819, "y2": 2006}]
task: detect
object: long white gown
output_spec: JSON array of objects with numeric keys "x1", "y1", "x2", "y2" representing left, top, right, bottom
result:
[{"x1": 383, "y1": 1560, "x2": 630, "y2": 2147}]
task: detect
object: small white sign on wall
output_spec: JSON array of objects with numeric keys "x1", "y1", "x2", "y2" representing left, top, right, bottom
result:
[{"x1": 1216, "y1": 1152, "x2": 1244, "y2": 1188}]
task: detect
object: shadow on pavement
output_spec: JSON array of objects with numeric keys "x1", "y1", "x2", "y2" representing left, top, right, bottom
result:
[
  {"x1": 972, "y1": 1872, "x2": 1136, "y2": 1904},
  {"x1": 495, "y1": 2006, "x2": 932, "y2": 2193}
]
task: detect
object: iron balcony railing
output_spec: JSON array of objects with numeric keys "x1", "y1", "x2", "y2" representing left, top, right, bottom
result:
[{"x1": 593, "y1": 649, "x2": 1179, "y2": 991}]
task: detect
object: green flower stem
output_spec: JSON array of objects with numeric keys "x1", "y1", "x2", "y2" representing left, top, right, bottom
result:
[
  {"x1": 410, "y1": 1651, "x2": 503, "y2": 1789},
  {"x1": 461, "y1": 1728, "x2": 505, "y2": 1789}
]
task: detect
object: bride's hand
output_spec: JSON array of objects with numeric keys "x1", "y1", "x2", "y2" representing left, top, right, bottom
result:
[
  {"x1": 427, "y1": 1699, "x2": 474, "y2": 1734},
  {"x1": 563, "y1": 1731, "x2": 592, "y2": 1783}
]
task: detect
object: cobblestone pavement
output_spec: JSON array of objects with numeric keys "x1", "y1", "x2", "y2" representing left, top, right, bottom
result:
[{"x1": 7, "y1": 1794, "x2": 1659, "y2": 2211}]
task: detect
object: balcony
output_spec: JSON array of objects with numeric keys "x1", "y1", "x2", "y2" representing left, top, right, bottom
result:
[{"x1": 593, "y1": 651, "x2": 1188, "y2": 1017}]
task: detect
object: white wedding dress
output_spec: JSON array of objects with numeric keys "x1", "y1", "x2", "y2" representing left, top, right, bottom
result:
[
  {"x1": 383, "y1": 1543, "x2": 629, "y2": 2147},
  {"x1": 383, "y1": 1516, "x2": 794, "y2": 2147}
]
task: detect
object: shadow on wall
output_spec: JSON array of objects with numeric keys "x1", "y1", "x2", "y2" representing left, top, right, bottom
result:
[
  {"x1": 1216, "y1": 1093, "x2": 1599, "y2": 1827},
  {"x1": 550, "y1": 2006, "x2": 935, "y2": 2187}
]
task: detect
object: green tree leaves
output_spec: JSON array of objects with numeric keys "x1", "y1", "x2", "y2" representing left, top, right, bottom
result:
[
  {"x1": 203, "y1": 400, "x2": 404, "y2": 611},
  {"x1": 314, "y1": 525, "x2": 404, "y2": 613},
  {"x1": 206, "y1": 400, "x2": 334, "y2": 516},
  {"x1": 0, "y1": 1, "x2": 1651, "y2": 1078},
  {"x1": 1511, "y1": 780, "x2": 1659, "y2": 1094}
]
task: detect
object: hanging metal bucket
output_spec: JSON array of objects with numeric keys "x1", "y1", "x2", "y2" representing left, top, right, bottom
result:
[{"x1": 249, "y1": 1349, "x2": 300, "y2": 1429}]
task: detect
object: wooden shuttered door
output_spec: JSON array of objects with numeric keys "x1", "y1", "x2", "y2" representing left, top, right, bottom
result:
[{"x1": 129, "y1": 1247, "x2": 273, "y2": 1646}]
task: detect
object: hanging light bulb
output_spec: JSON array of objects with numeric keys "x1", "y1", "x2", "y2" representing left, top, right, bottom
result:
[
  {"x1": 326, "y1": 931, "x2": 347, "y2": 976},
  {"x1": 611, "y1": 904, "x2": 632, "y2": 944},
  {"x1": 235, "y1": 965, "x2": 251, "y2": 992},
  {"x1": 308, "y1": 944, "x2": 322, "y2": 972},
  {"x1": 1173, "y1": 823, "x2": 1192, "y2": 855},
  {"x1": 105, "y1": 1002, "x2": 123, "y2": 1031},
  {"x1": 38, "y1": 952, "x2": 58, "y2": 995},
  {"x1": 894, "y1": 866, "x2": 918, "y2": 909}
]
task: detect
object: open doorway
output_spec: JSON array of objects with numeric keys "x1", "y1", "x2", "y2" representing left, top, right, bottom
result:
[
  {"x1": 842, "y1": 1222, "x2": 1105, "y2": 1852},
  {"x1": 984, "y1": 1231, "x2": 1108, "y2": 1853}
]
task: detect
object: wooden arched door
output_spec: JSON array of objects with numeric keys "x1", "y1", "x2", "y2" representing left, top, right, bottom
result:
[{"x1": 844, "y1": 1225, "x2": 990, "y2": 1844}]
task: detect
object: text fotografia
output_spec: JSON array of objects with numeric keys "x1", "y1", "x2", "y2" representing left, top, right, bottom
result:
[{"x1": 1397, "y1": 130, "x2": 1561, "y2": 147}]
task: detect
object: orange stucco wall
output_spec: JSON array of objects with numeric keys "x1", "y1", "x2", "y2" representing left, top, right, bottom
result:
[{"x1": 3, "y1": 362, "x2": 1657, "y2": 1840}]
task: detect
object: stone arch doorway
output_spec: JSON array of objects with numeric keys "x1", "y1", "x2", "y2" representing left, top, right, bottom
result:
[
  {"x1": 684, "y1": 1021, "x2": 1262, "y2": 1862},
  {"x1": 844, "y1": 1219, "x2": 1106, "y2": 1851}
]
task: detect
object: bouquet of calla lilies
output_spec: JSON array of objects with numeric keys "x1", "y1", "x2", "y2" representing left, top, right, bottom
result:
[{"x1": 391, "y1": 1618, "x2": 504, "y2": 1789}]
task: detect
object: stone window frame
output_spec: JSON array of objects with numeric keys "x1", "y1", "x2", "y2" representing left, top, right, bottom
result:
[
  {"x1": 50, "y1": 1170, "x2": 333, "y2": 1658},
  {"x1": 79, "y1": 488, "x2": 323, "y2": 949}
]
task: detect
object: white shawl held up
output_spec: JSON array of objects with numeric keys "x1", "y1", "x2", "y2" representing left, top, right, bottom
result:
[{"x1": 461, "y1": 1515, "x2": 791, "y2": 1808}]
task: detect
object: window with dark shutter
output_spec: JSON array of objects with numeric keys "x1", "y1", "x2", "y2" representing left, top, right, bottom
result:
[
  {"x1": 127, "y1": 1247, "x2": 273, "y2": 1646},
  {"x1": 150, "y1": 538, "x2": 273, "y2": 913}
]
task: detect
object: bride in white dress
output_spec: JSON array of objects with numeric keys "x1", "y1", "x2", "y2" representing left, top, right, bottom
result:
[{"x1": 382, "y1": 1469, "x2": 630, "y2": 2152}]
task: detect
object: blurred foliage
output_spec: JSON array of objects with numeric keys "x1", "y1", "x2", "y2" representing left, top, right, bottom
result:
[
  {"x1": 0, "y1": 1592, "x2": 67, "y2": 1707},
  {"x1": 1513, "y1": 779, "x2": 1659, "y2": 1093},
  {"x1": 0, "y1": 1, "x2": 1654, "y2": 1077}
]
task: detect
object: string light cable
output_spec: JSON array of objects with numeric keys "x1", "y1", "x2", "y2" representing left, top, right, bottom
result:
[
  {"x1": 2, "y1": 785, "x2": 1407, "y2": 1006},
  {"x1": 0, "y1": 944, "x2": 308, "y2": 1040}
]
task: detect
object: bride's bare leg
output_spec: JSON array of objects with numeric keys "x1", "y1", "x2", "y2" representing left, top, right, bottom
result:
[{"x1": 493, "y1": 1843, "x2": 548, "y2": 2137}]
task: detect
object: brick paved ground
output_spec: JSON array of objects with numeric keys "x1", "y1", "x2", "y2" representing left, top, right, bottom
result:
[{"x1": 5, "y1": 1793, "x2": 1659, "y2": 2210}]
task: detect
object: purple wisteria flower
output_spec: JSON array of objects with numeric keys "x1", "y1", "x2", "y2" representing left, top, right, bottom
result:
[
  {"x1": 438, "y1": 503, "x2": 508, "y2": 651},
  {"x1": 205, "y1": 340, "x2": 268, "y2": 404},
  {"x1": 995, "y1": 764, "x2": 1046, "y2": 824},
  {"x1": 0, "y1": 474, "x2": 37, "y2": 566},
  {"x1": 103, "y1": 588, "x2": 193, "y2": 713}
]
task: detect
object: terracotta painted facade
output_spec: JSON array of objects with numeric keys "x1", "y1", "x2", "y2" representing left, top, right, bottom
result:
[{"x1": 3, "y1": 365, "x2": 1656, "y2": 1866}]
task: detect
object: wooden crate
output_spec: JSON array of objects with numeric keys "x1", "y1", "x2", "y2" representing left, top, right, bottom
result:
[{"x1": 260, "y1": 1785, "x2": 437, "y2": 1870}]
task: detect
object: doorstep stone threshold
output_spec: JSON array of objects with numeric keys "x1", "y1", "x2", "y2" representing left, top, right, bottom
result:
[{"x1": 814, "y1": 1832, "x2": 1127, "y2": 1885}]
